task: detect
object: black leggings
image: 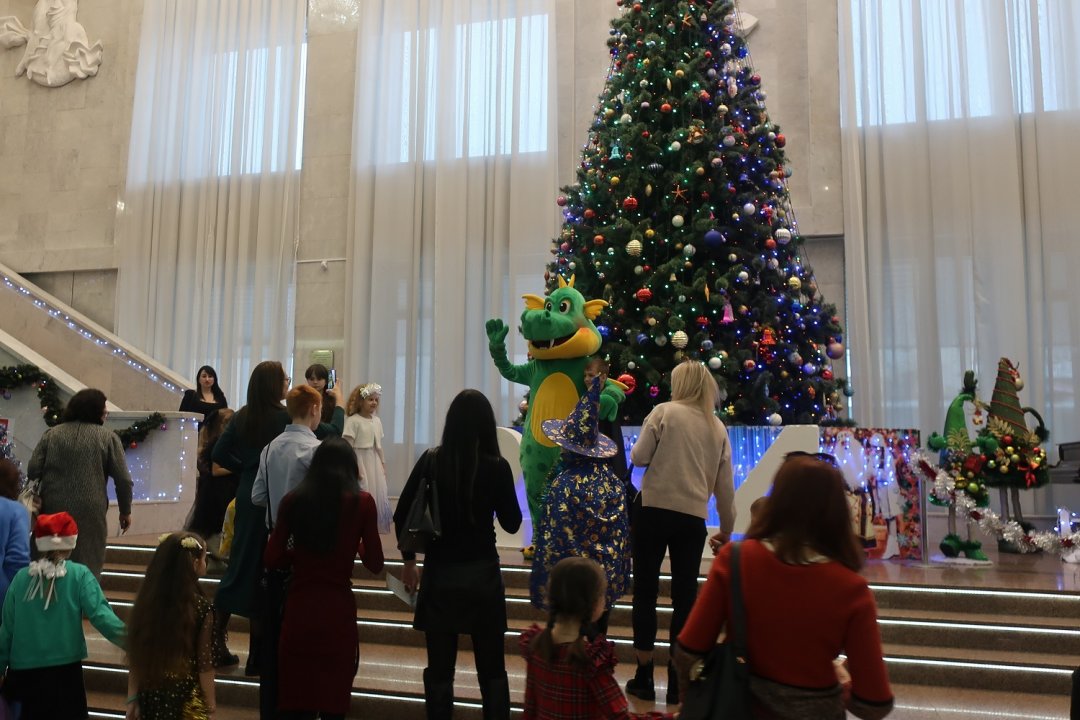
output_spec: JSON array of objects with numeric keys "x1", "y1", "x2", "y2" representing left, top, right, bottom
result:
[
  {"x1": 630, "y1": 502, "x2": 708, "y2": 653},
  {"x1": 424, "y1": 627, "x2": 507, "y2": 682}
]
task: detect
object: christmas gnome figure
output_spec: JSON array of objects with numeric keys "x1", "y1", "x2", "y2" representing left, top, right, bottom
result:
[
  {"x1": 528, "y1": 375, "x2": 630, "y2": 614},
  {"x1": 927, "y1": 371, "x2": 994, "y2": 561},
  {"x1": 977, "y1": 358, "x2": 1050, "y2": 552}
]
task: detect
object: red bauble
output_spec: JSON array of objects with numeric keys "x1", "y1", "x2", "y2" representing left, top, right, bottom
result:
[
  {"x1": 632, "y1": 2, "x2": 642, "y2": 11},
  {"x1": 775, "y1": 134, "x2": 786, "y2": 147},
  {"x1": 635, "y1": 288, "x2": 653, "y2": 303},
  {"x1": 642, "y1": 131, "x2": 650, "y2": 138},
  {"x1": 623, "y1": 197, "x2": 639, "y2": 211},
  {"x1": 617, "y1": 373, "x2": 637, "y2": 394},
  {"x1": 764, "y1": 238, "x2": 776, "y2": 250},
  {"x1": 743, "y1": 359, "x2": 756, "y2": 371},
  {"x1": 1002, "y1": 435, "x2": 1014, "y2": 446},
  {"x1": 696, "y1": 315, "x2": 709, "y2": 326},
  {"x1": 821, "y1": 369, "x2": 833, "y2": 380},
  {"x1": 660, "y1": 103, "x2": 673, "y2": 113},
  {"x1": 584, "y1": 208, "x2": 596, "y2": 219},
  {"x1": 593, "y1": 234, "x2": 605, "y2": 245},
  {"x1": 130, "y1": 441, "x2": 138, "y2": 449},
  {"x1": 699, "y1": 90, "x2": 711, "y2": 101}
]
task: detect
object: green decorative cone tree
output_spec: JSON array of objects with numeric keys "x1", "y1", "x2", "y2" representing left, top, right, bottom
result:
[{"x1": 546, "y1": 0, "x2": 849, "y2": 425}]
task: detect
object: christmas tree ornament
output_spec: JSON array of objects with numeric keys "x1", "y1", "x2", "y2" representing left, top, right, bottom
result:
[
  {"x1": 775, "y1": 228, "x2": 791, "y2": 244},
  {"x1": 767, "y1": 412, "x2": 783, "y2": 426},
  {"x1": 672, "y1": 215, "x2": 685, "y2": 228},
  {"x1": 671, "y1": 330, "x2": 689, "y2": 349},
  {"x1": 626, "y1": 239, "x2": 643, "y2": 256},
  {"x1": 683, "y1": 244, "x2": 696, "y2": 257},
  {"x1": 635, "y1": 288, "x2": 653, "y2": 303},
  {"x1": 788, "y1": 277, "x2": 802, "y2": 290},
  {"x1": 623, "y1": 196, "x2": 639, "y2": 211},
  {"x1": 826, "y1": 342, "x2": 845, "y2": 359}
]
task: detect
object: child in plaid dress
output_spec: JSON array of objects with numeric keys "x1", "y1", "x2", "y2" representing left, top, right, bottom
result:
[{"x1": 520, "y1": 557, "x2": 673, "y2": 720}]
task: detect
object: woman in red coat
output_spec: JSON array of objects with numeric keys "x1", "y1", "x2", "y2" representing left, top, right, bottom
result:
[{"x1": 265, "y1": 437, "x2": 384, "y2": 719}]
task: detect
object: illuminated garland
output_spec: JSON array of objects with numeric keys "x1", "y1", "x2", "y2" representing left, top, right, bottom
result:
[
  {"x1": 917, "y1": 454, "x2": 1080, "y2": 555},
  {"x1": 0, "y1": 364, "x2": 167, "y2": 449}
]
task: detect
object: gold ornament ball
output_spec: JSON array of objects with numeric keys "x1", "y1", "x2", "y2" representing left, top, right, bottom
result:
[
  {"x1": 696, "y1": 166, "x2": 705, "y2": 176},
  {"x1": 788, "y1": 277, "x2": 802, "y2": 290},
  {"x1": 675, "y1": 69, "x2": 685, "y2": 78},
  {"x1": 645, "y1": 228, "x2": 655, "y2": 239},
  {"x1": 610, "y1": 176, "x2": 621, "y2": 185},
  {"x1": 1005, "y1": 445, "x2": 1015, "y2": 454},
  {"x1": 626, "y1": 239, "x2": 643, "y2": 256},
  {"x1": 672, "y1": 330, "x2": 689, "y2": 348},
  {"x1": 647, "y1": 317, "x2": 657, "y2": 326},
  {"x1": 1010, "y1": 454, "x2": 1021, "y2": 464}
]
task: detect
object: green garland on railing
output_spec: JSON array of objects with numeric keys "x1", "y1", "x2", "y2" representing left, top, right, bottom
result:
[{"x1": 0, "y1": 364, "x2": 168, "y2": 449}]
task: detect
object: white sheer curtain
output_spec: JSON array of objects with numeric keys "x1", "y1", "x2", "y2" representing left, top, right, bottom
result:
[
  {"x1": 116, "y1": 0, "x2": 306, "y2": 403},
  {"x1": 346, "y1": 0, "x2": 571, "y2": 487},
  {"x1": 839, "y1": 0, "x2": 1080, "y2": 442}
]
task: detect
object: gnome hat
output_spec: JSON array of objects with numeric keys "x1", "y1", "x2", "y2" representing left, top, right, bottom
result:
[
  {"x1": 542, "y1": 376, "x2": 617, "y2": 458},
  {"x1": 34, "y1": 512, "x2": 78, "y2": 552},
  {"x1": 988, "y1": 357, "x2": 1029, "y2": 438}
]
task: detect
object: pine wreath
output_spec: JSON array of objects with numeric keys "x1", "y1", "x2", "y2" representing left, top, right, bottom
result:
[{"x1": 0, "y1": 364, "x2": 168, "y2": 449}]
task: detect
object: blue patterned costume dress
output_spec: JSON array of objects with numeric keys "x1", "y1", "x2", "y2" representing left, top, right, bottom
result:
[{"x1": 529, "y1": 452, "x2": 630, "y2": 611}]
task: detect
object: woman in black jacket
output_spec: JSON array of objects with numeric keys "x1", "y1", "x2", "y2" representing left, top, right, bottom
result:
[{"x1": 395, "y1": 389, "x2": 522, "y2": 720}]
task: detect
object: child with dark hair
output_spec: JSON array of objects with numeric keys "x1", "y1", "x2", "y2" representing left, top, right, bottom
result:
[
  {"x1": 521, "y1": 556, "x2": 673, "y2": 720},
  {"x1": 126, "y1": 532, "x2": 217, "y2": 719},
  {"x1": 0, "y1": 512, "x2": 126, "y2": 718}
]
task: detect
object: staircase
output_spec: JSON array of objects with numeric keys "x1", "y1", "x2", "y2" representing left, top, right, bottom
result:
[{"x1": 84, "y1": 538, "x2": 1076, "y2": 719}]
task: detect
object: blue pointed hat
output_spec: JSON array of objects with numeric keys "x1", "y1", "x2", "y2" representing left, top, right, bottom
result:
[{"x1": 542, "y1": 376, "x2": 618, "y2": 458}]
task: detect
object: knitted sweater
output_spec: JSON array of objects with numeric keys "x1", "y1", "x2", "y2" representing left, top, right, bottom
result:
[
  {"x1": 679, "y1": 540, "x2": 893, "y2": 714},
  {"x1": 0, "y1": 560, "x2": 126, "y2": 671},
  {"x1": 629, "y1": 402, "x2": 735, "y2": 530}
]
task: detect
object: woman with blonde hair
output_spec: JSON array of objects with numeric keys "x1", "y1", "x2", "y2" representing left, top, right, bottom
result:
[
  {"x1": 675, "y1": 454, "x2": 893, "y2": 719},
  {"x1": 626, "y1": 360, "x2": 735, "y2": 706}
]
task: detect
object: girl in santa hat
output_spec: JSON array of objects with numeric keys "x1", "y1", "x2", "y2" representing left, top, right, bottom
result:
[{"x1": 0, "y1": 511, "x2": 126, "y2": 718}]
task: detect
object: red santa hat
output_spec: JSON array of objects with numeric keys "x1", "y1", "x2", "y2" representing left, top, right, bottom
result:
[{"x1": 34, "y1": 512, "x2": 78, "y2": 552}]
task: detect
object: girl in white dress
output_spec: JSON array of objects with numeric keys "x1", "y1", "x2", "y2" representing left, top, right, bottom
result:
[{"x1": 344, "y1": 383, "x2": 392, "y2": 533}]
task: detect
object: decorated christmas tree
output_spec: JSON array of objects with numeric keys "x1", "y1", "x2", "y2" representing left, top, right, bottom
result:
[
  {"x1": 0, "y1": 421, "x2": 19, "y2": 472},
  {"x1": 547, "y1": 0, "x2": 849, "y2": 424}
]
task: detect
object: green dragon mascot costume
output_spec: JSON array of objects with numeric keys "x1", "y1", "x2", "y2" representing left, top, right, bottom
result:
[{"x1": 486, "y1": 275, "x2": 626, "y2": 537}]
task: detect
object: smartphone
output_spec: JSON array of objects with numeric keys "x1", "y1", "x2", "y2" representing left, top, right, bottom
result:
[{"x1": 327, "y1": 368, "x2": 336, "y2": 390}]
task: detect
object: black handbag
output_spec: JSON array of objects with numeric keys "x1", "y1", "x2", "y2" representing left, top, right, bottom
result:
[
  {"x1": 398, "y1": 451, "x2": 442, "y2": 553},
  {"x1": 679, "y1": 542, "x2": 752, "y2": 720}
]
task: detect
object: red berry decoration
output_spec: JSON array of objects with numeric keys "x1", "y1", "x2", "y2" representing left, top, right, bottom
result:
[
  {"x1": 635, "y1": 288, "x2": 653, "y2": 303},
  {"x1": 623, "y1": 196, "x2": 639, "y2": 211}
]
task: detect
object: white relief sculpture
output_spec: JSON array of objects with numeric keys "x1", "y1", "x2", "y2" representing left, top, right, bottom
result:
[{"x1": 0, "y1": 0, "x2": 103, "y2": 88}]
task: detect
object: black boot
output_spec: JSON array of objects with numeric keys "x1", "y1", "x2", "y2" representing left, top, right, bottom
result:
[
  {"x1": 211, "y1": 608, "x2": 239, "y2": 668},
  {"x1": 423, "y1": 668, "x2": 454, "y2": 720},
  {"x1": 245, "y1": 619, "x2": 263, "y2": 677},
  {"x1": 479, "y1": 673, "x2": 510, "y2": 720},
  {"x1": 666, "y1": 661, "x2": 680, "y2": 705},
  {"x1": 626, "y1": 660, "x2": 655, "y2": 701}
]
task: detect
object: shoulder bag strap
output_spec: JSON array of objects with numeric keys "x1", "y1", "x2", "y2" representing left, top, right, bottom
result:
[
  {"x1": 261, "y1": 445, "x2": 275, "y2": 531},
  {"x1": 729, "y1": 542, "x2": 747, "y2": 661}
]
